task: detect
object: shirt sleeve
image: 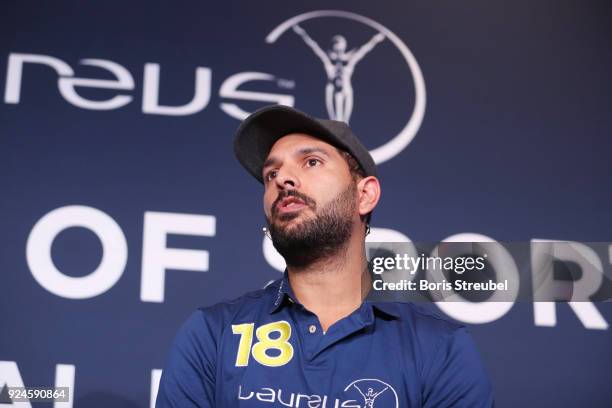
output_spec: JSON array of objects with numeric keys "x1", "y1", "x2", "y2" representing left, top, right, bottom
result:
[
  {"x1": 156, "y1": 309, "x2": 217, "y2": 408},
  {"x1": 421, "y1": 327, "x2": 494, "y2": 407}
]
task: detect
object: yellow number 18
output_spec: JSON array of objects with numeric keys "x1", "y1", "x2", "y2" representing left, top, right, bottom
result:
[{"x1": 231, "y1": 320, "x2": 294, "y2": 367}]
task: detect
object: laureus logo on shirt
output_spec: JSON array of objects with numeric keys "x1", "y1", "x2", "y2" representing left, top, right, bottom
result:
[
  {"x1": 266, "y1": 10, "x2": 426, "y2": 165},
  {"x1": 344, "y1": 379, "x2": 399, "y2": 408},
  {"x1": 237, "y1": 378, "x2": 398, "y2": 407}
]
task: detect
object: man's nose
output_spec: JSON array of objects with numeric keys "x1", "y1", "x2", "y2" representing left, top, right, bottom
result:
[{"x1": 275, "y1": 168, "x2": 300, "y2": 190}]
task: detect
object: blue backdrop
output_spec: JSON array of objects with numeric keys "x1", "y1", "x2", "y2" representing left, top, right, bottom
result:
[{"x1": 2, "y1": 1, "x2": 611, "y2": 407}]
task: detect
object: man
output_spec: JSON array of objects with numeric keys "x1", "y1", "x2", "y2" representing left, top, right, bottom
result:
[{"x1": 156, "y1": 105, "x2": 494, "y2": 407}]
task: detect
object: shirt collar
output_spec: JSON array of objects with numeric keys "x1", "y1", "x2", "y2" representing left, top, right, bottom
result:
[
  {"x1": 269, "y1": 270, "x2": 400, "y2": 320},
  {"x1": 366, "y1": 300, "x2": 401, "y2": 319},
  {"x1": 268, "y1": 271, "x2": 297, "y2": 314},
  {"x1": 362, "y1": 269, "x2": 401, "y2": 319}
]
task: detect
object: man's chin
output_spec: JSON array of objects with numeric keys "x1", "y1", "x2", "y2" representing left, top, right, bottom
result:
[
  {"x1": 270, "y1": 213, "x2": 311, "y2": 235},
  {"x1": 271, "y1": 217, "x2": 301, "y2": 231},
  {"x1": 272, "y1": 208, "x2": 311, "y2": 223}
]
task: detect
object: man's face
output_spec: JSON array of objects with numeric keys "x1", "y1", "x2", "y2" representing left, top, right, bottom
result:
[{"x1": 262, "y1": 133, "x2": 359, "y2": 265}]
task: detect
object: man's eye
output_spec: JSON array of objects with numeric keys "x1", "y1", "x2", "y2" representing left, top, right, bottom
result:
[
  {"x1": 265, "y1": 170, "x2": 278, "y2": 181},
  {"x1": 306, "y1": 158, "x2": 321, "y2": 167}
]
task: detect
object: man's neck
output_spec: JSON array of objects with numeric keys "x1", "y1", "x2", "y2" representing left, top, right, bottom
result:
[{"x1": 286, "y1": 230, "x2": 370, "y2": 332}]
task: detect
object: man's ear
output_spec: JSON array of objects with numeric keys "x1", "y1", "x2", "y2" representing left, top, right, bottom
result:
[{"x1": 357, "y1": 176, "x2": 380, "y2": 217}]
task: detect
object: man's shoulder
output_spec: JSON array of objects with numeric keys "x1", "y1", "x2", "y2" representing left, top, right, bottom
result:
[
  {"x1": 380, "y1": 301, "x2": 465, "y2": 341},
  {"x1": 402, "y1": 302, "x2": 463, "y2": 328},
  {"x1": 381, "y1": 303, "x2": 490, "y2": 388},
  {"x1": 194, "y1": 278, "x2": 281, "y2": 326},
  {"x1": 390, "y1": 303, "x2": 493, "y2": 405}
]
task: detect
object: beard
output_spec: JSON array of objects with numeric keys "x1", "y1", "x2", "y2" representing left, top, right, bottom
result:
[{"x1": 266, "y1": 182, "x2": 357, "y2": 268}]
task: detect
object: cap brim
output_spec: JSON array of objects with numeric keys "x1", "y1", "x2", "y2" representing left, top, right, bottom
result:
[{"x1": 233, "y1": 105, "x2": 339, "y2": 183}]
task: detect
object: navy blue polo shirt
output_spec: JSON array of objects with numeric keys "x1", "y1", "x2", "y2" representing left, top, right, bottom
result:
[{"x1": 156, "y1": 273, "x2": 493, "y2": 407}]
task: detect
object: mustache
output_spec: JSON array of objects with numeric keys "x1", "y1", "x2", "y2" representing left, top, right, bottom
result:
[{"x1": 271, "y1": 190, "x2": 316, "y2": 217}]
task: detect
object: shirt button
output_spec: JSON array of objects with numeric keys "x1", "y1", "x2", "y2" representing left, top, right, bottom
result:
[{"x1": 308, "y1": 324, "x2": 317, "y2": 334}]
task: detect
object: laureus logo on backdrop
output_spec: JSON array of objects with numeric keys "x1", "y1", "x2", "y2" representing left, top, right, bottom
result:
[
  {"x1": 266, "y1": 10, "x2": 426, "y2": 164},
  {"x1": 3, "y1": 10, "x2": 424, "y2": 161}
]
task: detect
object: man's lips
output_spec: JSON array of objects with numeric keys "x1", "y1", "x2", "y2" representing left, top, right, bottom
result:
[{"x1": 276, "y1": 197, "x2": 308, "y2": 214}]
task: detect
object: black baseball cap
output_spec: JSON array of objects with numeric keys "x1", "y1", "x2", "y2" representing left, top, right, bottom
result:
[{"x1": 233, "y1": 104, "x2": 377, "y2": 183}]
